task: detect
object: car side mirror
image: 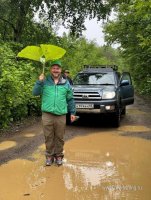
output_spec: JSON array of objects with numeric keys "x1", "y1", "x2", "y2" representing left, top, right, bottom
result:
[{"x1": 120, "y1": 80, "x2": 130, "y2": 86}]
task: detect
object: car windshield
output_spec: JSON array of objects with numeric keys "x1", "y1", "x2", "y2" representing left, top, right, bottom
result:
[{"x1": 73, "y1": 72, "x2": 115, "y2": 85}]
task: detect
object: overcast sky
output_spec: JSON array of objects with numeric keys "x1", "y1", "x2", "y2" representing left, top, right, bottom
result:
[
  {"x1": 83, "y1": 18, "x2": 105, "y2": 46},
  {"x1": 57, "y1": 18, "x2": 106, "y2": 46},
  {"x1": 57, "y1": 11, "x2": 118, "y2": 48}
]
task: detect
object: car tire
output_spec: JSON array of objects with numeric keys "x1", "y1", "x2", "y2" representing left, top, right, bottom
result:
[
  {"x1": 112, "y1": 107, "x2": 121, "y2": 127},
  {"x1": 121, "y1": 107, "x2": 126, "y2": 115}
]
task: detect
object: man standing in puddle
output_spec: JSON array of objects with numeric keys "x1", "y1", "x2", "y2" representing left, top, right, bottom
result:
[{"x1": 32, "y1": 60, "x2": 76, "y2": 166}]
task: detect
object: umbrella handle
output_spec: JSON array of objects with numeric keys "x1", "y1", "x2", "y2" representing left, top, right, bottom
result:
[{"x1": 42, "y1": 63, "x2": 45, "y2": 74}]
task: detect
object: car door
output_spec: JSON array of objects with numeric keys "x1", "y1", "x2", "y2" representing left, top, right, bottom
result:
[{"x1": 120, "y1": 72, "x2": 134, "y2": 105}]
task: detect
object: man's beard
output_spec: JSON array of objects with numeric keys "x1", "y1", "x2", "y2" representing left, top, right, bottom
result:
[{"x1": 52, "y1": 73, "x2": 60, "y2": 79}]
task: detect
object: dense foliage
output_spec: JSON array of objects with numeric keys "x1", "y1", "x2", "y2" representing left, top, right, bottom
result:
[
  {"x1": 0, "y1": 42, "x2": 42, "y2": 128},
  {"x1": 104, "y1": 0, "x2": 151, "y2": 95},
  {"x1": 0, "y1": 0, "x2": 119, "y2": 43}
]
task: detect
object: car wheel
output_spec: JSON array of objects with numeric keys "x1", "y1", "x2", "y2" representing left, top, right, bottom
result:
[
  {"x1": 121, "y1": 107, "x2": 126, "y2": 115},
  {"x1": 112, "y1": 107, "x2": 121, "y2": 127}
]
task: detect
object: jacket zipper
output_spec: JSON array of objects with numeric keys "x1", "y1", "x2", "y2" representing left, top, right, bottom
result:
[
  {"x1": 54, "y1": 85, "x2": 56, "y2": 110},
  {"x1": 54, "y1": 84, "x2": 59, "y2": 111}
]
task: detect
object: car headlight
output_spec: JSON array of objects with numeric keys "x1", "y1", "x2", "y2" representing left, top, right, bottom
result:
[{"x1": 102, "y1": 91, "x2": 116, "y2": 99}]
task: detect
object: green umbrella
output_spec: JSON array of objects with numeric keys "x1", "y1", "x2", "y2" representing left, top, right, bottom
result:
[{"x1": 17, "y1": 44, "x2": 66, "y2": 73}]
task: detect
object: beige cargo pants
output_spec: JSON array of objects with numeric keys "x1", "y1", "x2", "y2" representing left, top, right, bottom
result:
[{"x1": 42, "y1": 112, "x2": 66, "y2": 158}]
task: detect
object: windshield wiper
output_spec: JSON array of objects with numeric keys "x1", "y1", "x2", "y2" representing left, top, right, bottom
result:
[
  {"x1": 99, "y1": 83, "x2": 115, "y2": 85},
  {"x1": 73, "y1": 83, "x2": 115, "y2": 85}
]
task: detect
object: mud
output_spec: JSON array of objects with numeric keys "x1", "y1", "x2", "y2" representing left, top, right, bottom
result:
[{"x1": 0, "y1": 95, "x2": 151, "y2": 200}]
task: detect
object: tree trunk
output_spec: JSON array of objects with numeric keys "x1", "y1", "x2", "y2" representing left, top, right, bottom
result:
[{"x1": 13, "y1": 0, "x2": 32, "y2": 42}]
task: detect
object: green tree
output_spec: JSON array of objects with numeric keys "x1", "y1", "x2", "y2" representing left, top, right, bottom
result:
[
  {"x1": 104, "y1": 0, "x2": 151, "y2": 95},
  {"x1": 0, "y1": 0, "x2": 121, "y2": 43}
]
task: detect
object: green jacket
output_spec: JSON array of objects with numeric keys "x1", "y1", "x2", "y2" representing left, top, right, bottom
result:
[{"x1": 32, "y1": 75, "x2": 76, "y2": 115}]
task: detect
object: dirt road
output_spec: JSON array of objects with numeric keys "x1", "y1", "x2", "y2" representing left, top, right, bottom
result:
[{"x1": 0, "y1": 95, "x2": 151, "y2": 200}]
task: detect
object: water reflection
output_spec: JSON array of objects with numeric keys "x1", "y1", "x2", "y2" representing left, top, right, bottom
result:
[
  {"x1": 61, "y1": 133, "x2": 151, "y2": 200},
  {"x1": 119, "y1": 125, "x2": 151, "y2": 132},
  {"x1": 62, "y1": 150, "x2": 120, "y2": 199},
  {"x1": 0, "y1": 141, "x2": 16, "y2": 150},
  {"x1": 24, "y1": 133, "x2": 36, "y2": 138},
  {"x1": 64, "y1": 161, "x2": 117, "y2": 188},
  {"x1": 62, "y1": 155, "x2": 144, "y2": 200}
]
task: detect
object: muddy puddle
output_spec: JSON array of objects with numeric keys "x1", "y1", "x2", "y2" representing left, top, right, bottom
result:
[
  {"x1": 0, "y1": 102, "x2": 151, "y2": 200},
  {"x1": 0, "y1": 129, "x2": 151, "y2": 200}
]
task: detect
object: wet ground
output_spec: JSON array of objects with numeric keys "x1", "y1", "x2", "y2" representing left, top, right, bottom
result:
[{"x1": 0, "y1": 95, "x2": 151, "y2": 200}]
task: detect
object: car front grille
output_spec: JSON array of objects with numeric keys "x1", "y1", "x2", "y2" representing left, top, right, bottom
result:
[{"x1": 73, "y1": 91, "x2": 102, "y2": 102}]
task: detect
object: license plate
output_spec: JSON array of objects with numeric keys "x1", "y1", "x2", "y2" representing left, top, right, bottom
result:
[{"x1": 76, "y1": 104, "x2": 94, "y2": 109}]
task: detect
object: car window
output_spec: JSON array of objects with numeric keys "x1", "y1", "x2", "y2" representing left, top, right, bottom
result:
[
  {"x1": 73, "y1": 72, "x2": 115, "y2": 85},
  {"x1": 121, "y1": 73, "x2": 132, "y2": 85}
]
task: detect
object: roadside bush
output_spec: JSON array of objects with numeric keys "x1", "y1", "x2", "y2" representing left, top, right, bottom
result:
[{"x1": 0, "y1": 43, "x2": 41, "y2": 128}]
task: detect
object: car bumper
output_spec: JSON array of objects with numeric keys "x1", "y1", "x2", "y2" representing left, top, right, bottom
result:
[{"x1": 75, "y1": 100, "x2": 117, "y2": 114}]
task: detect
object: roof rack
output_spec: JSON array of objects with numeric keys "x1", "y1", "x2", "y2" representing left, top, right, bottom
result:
[{"x1": 83, "y1": 65, "x2": 118, "y2": 71}]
